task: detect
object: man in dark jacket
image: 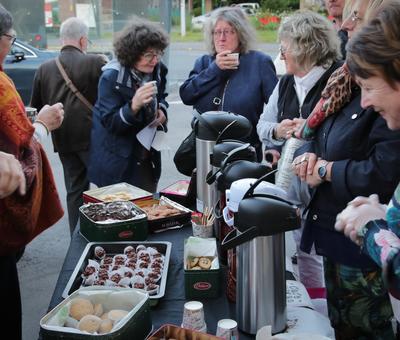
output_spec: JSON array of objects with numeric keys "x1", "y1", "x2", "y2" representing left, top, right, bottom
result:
[{"x1": 30, "y1": 17, "x2": 106, "y2": 234}]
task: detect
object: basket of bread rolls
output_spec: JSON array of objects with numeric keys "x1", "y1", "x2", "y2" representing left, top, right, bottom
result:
[{"x1": 40, "y1": 286, "x2": 152, "y2": 339}]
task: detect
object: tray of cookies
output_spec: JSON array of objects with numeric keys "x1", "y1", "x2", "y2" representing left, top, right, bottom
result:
[
  {"x1": 83, "y1": 182, "x2": 152, "y2": 204},
  {"x1": 134, "y1": 196, "x2": 192, "y2": 233},
  {"x1": 62, "y1": 241, "x2": 171, "y2": 304}
]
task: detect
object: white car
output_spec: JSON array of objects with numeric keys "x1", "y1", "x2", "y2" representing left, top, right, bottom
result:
[{"x1": 191, "y1": 13, "x2": 211, "y2": 30}]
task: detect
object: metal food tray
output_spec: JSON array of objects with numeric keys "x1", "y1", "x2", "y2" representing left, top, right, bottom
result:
[{"x1": 62, "y1": 241, "x2": 172, "y2": 302}]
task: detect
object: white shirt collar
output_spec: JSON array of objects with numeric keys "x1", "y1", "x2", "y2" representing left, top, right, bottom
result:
[{"x1": 293, "y1": 66, "x2": 327, "y2": 106}]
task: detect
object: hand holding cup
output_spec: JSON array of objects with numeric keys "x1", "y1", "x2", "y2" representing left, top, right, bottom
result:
[{"x1": 131, "y1": 81, "x2": 158, "y2": 113}]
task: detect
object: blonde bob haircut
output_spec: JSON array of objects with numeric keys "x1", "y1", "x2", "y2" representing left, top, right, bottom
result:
[
  {"x1": 278, "y1": 10, "x2": 341, "y2": 72},
  {"x1": 204, "y1": 6, "x2": 256, "y2": 55}
]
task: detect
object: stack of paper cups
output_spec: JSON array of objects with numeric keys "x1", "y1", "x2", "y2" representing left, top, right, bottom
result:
[
  {"x1": 216, "y1": 319, "x2": 239, "y2": 339},
  {"x1": 181, "y1": 301, "x2": 207, "y2": 332}
]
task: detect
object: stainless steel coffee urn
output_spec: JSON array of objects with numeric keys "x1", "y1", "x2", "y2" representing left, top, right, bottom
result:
[
  {"x1": 222, "y1": 180, "x2": 299, "y2": 334},
  {"x1": 194, "y1": 111, "x2": 252, "y2": 212}
]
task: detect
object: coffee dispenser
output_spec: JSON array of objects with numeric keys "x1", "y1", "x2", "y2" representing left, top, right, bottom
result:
[
  {"x1": 194, "y1": 111, "x2": 252, "y2": 212},
  {"x1": 222, "y1": 178, "x2": 300, "y2": 334}
]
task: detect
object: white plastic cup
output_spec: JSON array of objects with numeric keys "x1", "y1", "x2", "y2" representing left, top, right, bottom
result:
[
  {"x1": 192, "y1": 221, "x2": 214, "y2": 238},
  {"x1": 145, "y1": 80, "x2": 158, "y2": 96},
  {"x1": 227, "y1": 53, "x2": 239, "y2": 67},
  {"x1": 182, "y1": 301, "x2": 206, "y2": 331},
  {"x1": 25, "y1": 106, "x2": 37, "y2": 123},
  {"x1": 216, "y1": 319, "x2": 239, "y2": 339}
]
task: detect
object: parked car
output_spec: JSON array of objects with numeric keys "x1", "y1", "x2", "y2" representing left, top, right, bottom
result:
[
  {"x1": 4, "y1": 39, "x2": 57, "y2": 105},
  {"x1": 191, "y1": 13, "x2": 211, "y2": 30}
]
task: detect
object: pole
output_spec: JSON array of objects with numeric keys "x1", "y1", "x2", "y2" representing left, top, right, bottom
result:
[
  {"x1": 202, "y1": 0, "x2": 205, "y2": 15},
  {"x1": 180, "y1": 0, "x2": 186, "y2": 36}
]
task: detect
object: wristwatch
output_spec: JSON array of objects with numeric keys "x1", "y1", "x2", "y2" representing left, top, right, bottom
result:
[{"x1": 318, "y1": 161, "x2": 328, "y2": 180}]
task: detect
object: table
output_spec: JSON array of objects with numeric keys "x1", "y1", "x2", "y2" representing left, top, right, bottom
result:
[{"x1": 44, "y1": 224, "x2": 255, "y2": 339}]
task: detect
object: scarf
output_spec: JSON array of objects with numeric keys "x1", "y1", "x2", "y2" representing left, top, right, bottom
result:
[
  {"x1": 0, "y1": 69, "x2": 64, "y2": 255},
  {"x1": 298, "y1": 64, "x2": 354, "y2": 140}
]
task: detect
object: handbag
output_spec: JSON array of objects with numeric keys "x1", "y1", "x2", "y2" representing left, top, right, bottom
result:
[
  {"x1": 174, "y1": 80, "x2": 231, "y2": 176},
  {"x1": 173, "y1": 128, "x2": 196, "y2": 176},
  {"x1": 55, "y1": 57, "x2": 94, "y2": 111}
]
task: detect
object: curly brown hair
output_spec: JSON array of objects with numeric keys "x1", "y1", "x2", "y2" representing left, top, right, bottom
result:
[{"x1": 113, "y1": 16, "x2": 169, "y2": 68}]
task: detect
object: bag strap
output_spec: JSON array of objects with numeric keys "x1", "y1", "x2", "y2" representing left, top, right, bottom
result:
[{"x1": 55, "y1": 57, "x2": 94, "y2": 111}]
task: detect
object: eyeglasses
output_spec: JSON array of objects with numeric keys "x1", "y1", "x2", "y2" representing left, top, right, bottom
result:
[
  {"x1": 142, "y1": 51, "x2": 164, "y2": 62},
  {"x1": 2, "y1": 33, "x2": 16, "y2": 45},
  {"x1": 279, "y1": 45, "x2": 290, "y2": 57},
  {"x1": 350, "y1": 10, "x2": 362, "y2": 23},
  {"x1": 213, "y1": 29, "x2": 236, "y2": 38}
]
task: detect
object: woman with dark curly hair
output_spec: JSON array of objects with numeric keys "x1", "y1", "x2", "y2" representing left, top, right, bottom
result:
[{"x1": 89, "y1": 16, "x2": 169, "y2": 192}]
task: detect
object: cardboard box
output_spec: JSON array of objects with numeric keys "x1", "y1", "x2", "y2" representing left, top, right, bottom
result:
[
  {"x1": 134, "y1": 196, "x2": 192, "y2": 233},
  {"x1": 40, "y1": 286, "x2": 152, "y2": 340},
  {"x1": 79, "y1": 201, "x2": 148, "y2": 242},
  {"x1": 147, "y1": 324, "x2": 224, "y2": 340},
  {"x1": 83, "y1": 182, "x2": 152, "y2": 204},
  {"x1": 184, "y1": 237, "x2": 220, "y2": 299}
]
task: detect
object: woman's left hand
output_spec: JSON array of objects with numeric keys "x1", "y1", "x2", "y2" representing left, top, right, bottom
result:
[
  {"x1": 335, "y1": 194, "x2": 387, "y2": 245},
  {"x1": 292, "y1": 152, "x2": 318, "y2": 183},
  {"x1": 150, "y1": 109, "x2": 166, "y2": 128}
]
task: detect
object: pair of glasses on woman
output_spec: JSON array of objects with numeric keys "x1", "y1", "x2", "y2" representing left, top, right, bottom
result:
[
  {"x1": 2, "y1": 33, "x2": 16, "y2": 45},
  {"x1": 142, "y1": 51, "x2": 164, "y2": 62},
  {"x1": 213, "y1": 29, "x2": 236, "y2": 37}
]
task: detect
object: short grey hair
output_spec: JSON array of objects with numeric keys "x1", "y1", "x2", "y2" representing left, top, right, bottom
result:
[
  {"x1": 0, "y1": 4, "x2": 13, "y2": 37},
  {"x1": 60, "y1": 17, "x2": 88, "y2": 41},
  {"x1": 204, "y1": 6, "x2": 256, "y2": 55},
  {"x1": 278, "y1": 10, "x2": 341, "y2": 71}
]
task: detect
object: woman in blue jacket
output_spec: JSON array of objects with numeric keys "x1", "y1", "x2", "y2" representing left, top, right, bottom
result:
[
  {"x1": 89, "y1": 17, "x2": 169, "y2": 192},
  {"x1": 179, "y1": 6, "x2": 278, "y2": 161}
]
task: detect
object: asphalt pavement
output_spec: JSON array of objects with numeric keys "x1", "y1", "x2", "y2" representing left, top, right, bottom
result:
[{"x1": 17, "y1": 42, "x2": 293, "y2": 339}]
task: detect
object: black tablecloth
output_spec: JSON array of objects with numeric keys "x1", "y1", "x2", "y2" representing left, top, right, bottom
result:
[{"x1": 45, "y1": 225, "x2": 254, "y2": 339}]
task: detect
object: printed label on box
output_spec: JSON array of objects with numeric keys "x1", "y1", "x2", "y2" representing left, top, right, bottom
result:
[
  {"x1": 118, "y1": 230, "x2": 134, "y2": 238},
  {"x1": 194, "y1": 282, "x2": 212, "y2": 290}
]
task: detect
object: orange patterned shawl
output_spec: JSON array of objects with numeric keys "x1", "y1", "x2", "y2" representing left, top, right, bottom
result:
[{"x1": 0, "y1": 67, "x2": 64, "y2": 255}]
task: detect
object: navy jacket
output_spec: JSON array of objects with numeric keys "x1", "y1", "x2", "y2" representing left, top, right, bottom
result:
[
  {"x1": 299, "y1": 89, "x2": 400, "y2": 268},
  {"x1": 179, "y1": 51, "x2": 277, "y2": 153},
  {"x1": 88, "y1": 60, "x2": 168, "y2": 188}
]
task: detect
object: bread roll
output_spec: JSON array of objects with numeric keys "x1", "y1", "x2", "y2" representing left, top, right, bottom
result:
[
  {"x1": 108, "y1": 309, "x2": 129, "y2": 322},
  {"x1": 77, "y1": 314, "x2": 101, "y2": 333},
  {"x1": 98, "y1": 318, "x2": 113, "y2": 334},
  {"x1": 94, "y1": 303, "x2": 103, "y2": 317},
  {"x1": 69, "y1": 298, "x2": 94, "y2": 321}
]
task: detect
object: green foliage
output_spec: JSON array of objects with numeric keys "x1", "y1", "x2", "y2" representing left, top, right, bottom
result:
[{"x1": 260, "y1": 0, "x2": 299, "y2": 12}]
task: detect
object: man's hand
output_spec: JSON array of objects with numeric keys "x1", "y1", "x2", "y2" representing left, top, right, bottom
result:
[
  {"x1": 0, "y1": 151, "x2": 26, "y2": 198},
  {"x1": 37, "y1": 103, "x2": 64, "y2": 131}
]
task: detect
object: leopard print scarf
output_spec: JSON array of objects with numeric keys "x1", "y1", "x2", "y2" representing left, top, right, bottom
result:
[{"x1": 298, "y1": 63, "x2": 354, "y2": 140}]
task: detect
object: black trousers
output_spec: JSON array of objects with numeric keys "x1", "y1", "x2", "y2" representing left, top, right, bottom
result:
[
  {"x1": 59, "y1": 150, "x2": 90, "y2": 235},
  {"x1": 0, "y1": 254, "x2": 21, "y2": 340}
]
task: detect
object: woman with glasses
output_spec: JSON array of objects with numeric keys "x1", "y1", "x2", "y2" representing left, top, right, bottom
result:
[
  {"x1": 0, "y1": 5, "x2": 64, "y2": 339},
  {"x1": 290, "y1": 0, "x2": 400, "y2": 338},
  {"x1": 256, "y1": 10, "x2": 342, "y2": 290},
  {"x1": 89, "y1": 16, "x2": 169, "y2": 192},
  {"x1": 179, "y1": 6, "x2": 278, "y2": 162}
]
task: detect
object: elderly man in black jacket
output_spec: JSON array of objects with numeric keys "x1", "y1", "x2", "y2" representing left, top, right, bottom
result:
[{"x1": 31, "y1": 17, "x2": 106, "y2": 235}]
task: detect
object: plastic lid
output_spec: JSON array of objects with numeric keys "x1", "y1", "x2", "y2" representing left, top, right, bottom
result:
[{"x1": 195, "y1": 111, "x2": 252, "y2": 141}]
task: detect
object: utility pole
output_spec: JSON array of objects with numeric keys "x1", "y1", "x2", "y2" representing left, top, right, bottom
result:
[{"x1": 180, "y1": 0, "x2": 186, "y2": 36}]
